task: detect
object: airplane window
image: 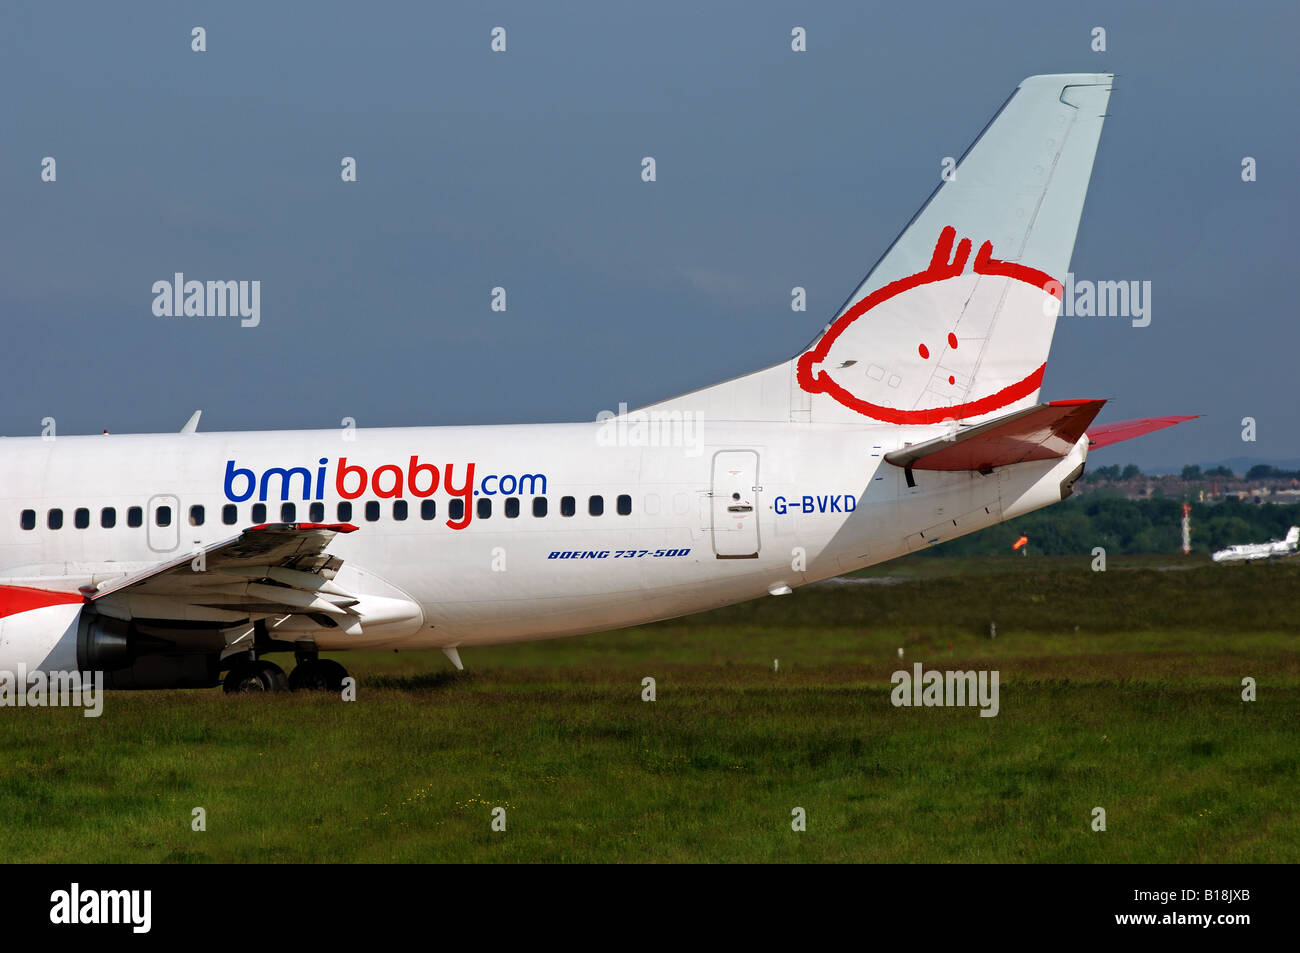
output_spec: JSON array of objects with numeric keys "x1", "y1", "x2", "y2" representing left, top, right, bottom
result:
[
  {"x1": 477, "y1": 498, "x2": 491, "y2": 519},
  {"x1": 449, "y1": 499, "x2": 465, "y2": 522},
  {"x1": 309, "y1": 502, "x2": 324, "y2": 522},
  {"x1": 337, "y1": 502, "x2": 352, "y2": 522},
  {"x1": 48, "y1": 509, "x2": 63, "y2": 530},
  {"x1": 20, "y1": 509, "x2": 35, "y2": 530},
  {"x1": 365, "y1": 501, "x2": 380, "y2": 522},
  {"x1": 190, "y1": 505, "x2": 205, "y2": 526},
  {"x1": 251, "y1": 503, "x2": 266, "y2": 523},
  {"x1": 421, "y1": 500, "x2": 436, "y2": 520},
  {"x1": 533, "y1": 497, "x2": 547, "y2": 517},
  {"x1": 589, "y1": 495, "x2": 604, "y2": 516},
  {"x1": 74, "y1": 507, "x2": 90, "y2": 529},
  {"x1": 281, "y1": 503, "x2": 296, "y2": 522},
  {"x1": 155, "y1": 506, "x2": 172, "y2": 527},
  {"x1": 617, "y1": 494, "x2": 632, "y2": 516},
  {"x1": 127, "y1": 506, "x2": 143, "y2": 528},
  {"x1": 222, "y1": 504, "x2": 238, "y2": 525},
  {"x1": 561, "y1": 496, "x2": 576, "y2": 517},
  {"x1": 505, "y1": 497, "x2": 520, "y2": 518},
  {"x1": 101, "y1": 507, "x2": 116, "y2": 529},
  {"x1": 393, "y1": 500, "x2": 408, "y2": 521}
]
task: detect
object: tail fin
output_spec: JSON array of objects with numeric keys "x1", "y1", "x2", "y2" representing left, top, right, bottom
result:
[
  {"x1": 645, "y1": 74, "x2": 1112, "y2": 426},
  {"x1": 800, "y1": 73, "x2": 1112, "y2": 425},
  {"x1": 1287, "y1": 527, "x2": 1299, "y2": 546}
]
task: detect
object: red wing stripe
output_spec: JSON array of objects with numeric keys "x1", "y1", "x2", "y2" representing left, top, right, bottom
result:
[{"x1": 0, "y1": 585, "x2": 84, "y2": 619}]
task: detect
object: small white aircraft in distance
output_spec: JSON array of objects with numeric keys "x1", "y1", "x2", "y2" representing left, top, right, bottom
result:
[
  {"x1": 0, "y1": 73, "x2": 1197, "y2": 692},
  {"x1": 1211, "y1": 527, "x2": 1300, "y2": 564}
]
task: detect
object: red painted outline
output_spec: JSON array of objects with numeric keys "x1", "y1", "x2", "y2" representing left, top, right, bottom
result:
[
  {"x1": 796, "y1": 227, "x2": 1060, "y2": 424},
  {"x1": 0, "y1": 585, "x2": 83, "y2": 620},
  {"x1": 972, "y1": 239, "x2": 1060, "y2": 296}
]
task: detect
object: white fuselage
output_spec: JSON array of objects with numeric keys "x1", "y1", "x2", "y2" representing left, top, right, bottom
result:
[{"x1": 0, "y1": 420, "x2": 1086, "y2": 652}]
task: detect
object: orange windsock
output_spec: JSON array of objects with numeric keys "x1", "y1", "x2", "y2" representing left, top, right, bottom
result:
[{"x1": 1012, "y1": 535, "x2": 1029, "y2": 551}]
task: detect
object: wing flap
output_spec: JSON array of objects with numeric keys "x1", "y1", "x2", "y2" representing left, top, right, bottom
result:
[{"x1": 90, "y1": 522, "x2": 360, "y2": 613}]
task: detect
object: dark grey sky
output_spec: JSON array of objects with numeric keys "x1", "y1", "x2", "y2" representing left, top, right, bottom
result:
[{"x1": 2, "y1": 1, "x2": 1295, "y2": 469}]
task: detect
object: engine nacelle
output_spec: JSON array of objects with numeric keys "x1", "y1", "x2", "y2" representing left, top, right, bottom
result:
[
  {"x1": 0, "y1": 588, "x2": 220, "y2": 690},
  {"x1": 0, "y1": 588, "x2": 84, "y2": 673},
  {"x1": 78, "y1": 613, "x2": 133, "y2": 672}
]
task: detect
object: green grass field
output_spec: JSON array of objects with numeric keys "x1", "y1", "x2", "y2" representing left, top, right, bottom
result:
[{"x1": 4, "y1": 554, "x2": 1297, "y2": 862}]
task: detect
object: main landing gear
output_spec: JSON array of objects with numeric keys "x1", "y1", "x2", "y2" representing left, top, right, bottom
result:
[
  {"x1": 222, "y1": 653, "x2": 349, "y2": 694},
  {"x1": 222, "y1": 658, "x2": 288, "y2": 693},
  {"x1": 287, "y1": 657, "x2": 348, "y2": 693}
]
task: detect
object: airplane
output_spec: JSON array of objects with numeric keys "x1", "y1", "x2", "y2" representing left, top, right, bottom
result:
[
  {"x1": 0, "y1": 73, "x2": 1196, "y2": 693},
  {"x1": 1211, "y1": 527, "x2": 1300, "y2": 564}
]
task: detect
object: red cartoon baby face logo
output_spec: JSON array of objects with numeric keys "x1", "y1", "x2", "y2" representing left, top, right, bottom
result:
[{"x1": 796, "y1": 227, "x2": 1063, "y2": 425}]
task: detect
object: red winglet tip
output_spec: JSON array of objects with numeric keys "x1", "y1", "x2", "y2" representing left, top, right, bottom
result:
[{"x1": 1087, "y1": 414, "x2": 1198, "y2": 450}]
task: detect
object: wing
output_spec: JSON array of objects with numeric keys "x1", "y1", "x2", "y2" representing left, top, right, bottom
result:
[{"x1": 86, "y1": 522, "x2": 371, "y2": 633}]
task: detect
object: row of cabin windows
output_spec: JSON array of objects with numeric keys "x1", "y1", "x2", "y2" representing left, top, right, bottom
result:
[{"x1": 18, "y1": 494, "x2": 635, "y2": 531}]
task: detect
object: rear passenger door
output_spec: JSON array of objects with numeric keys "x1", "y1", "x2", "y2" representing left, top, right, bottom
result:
[{"x1": 710, "y1": 450, "x2": 760, "y2": 558}]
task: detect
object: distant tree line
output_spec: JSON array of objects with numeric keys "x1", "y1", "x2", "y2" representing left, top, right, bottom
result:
[
  {"x1": 1085, "y1": 463, "x2": 1299, "y2": 483},
  {"x1": 1180, "y1": 464, "x2": 1240, "y2": 480},
  {"x1": 1080, "y1": 463, "x2": 1142, "y2": 482},
  {"x1": 916, "y1": 496, "x2": 1300, "y2": 557},
  {"x1": 1238, "y1": 464, "x2": 1300, "y2": 481}
]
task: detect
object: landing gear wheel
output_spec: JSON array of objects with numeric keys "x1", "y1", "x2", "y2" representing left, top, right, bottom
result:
[
  {"x1": 289, "y1": 661, "x2": 328, "y2": 691},
  {"x1": 224, "y1": 661, "x2": 265, "y2": 694},
  {"x1": 223, "y1": 659, "x2": 288, "y2": 694},
  {"x1": 289, "y1": 658, "x2": 349, "y2": 693},
  {"x1": 316, "y1": 659, "x2": 348, "y2": 692},
  {"x1": 254, "y1": 660, "x2": 289, "y2": 692}
]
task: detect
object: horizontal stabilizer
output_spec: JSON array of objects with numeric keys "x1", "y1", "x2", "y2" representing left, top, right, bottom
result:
[
  {"x1": 885, "y1": 399, "x2": 1106, "y2": 472},
  {"x1": 1087, "y1": 415, "x2": 1198, "y2": 449}
]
